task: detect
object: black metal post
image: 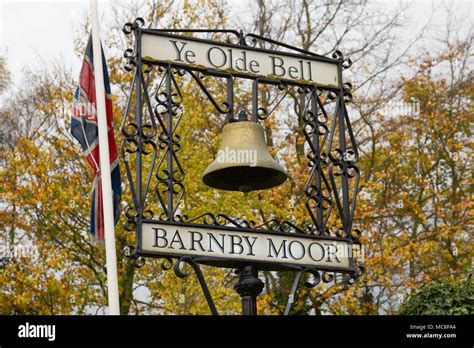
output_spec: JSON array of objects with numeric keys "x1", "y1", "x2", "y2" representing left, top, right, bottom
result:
[
  {"x1": 135, "y1": 27, "x2": 143, "y2": 249},
  {"x1": 234, "y1": 265, "x2": 264, "y2": 315},
  {"x1": 165, "y1": 65, "x2": 174, "y2": 220},
  {"x1": 311, "y1": 89, "x2": 324, "y2": 231}
]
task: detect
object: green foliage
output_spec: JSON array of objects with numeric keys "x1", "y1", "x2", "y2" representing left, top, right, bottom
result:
[{"x1": 400, "y1": 279, "x2": 474, "y2": 315}]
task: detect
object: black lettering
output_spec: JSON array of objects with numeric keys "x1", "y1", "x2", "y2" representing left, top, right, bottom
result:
[
  {"x1": 270, "y1": 56, "x2": 285, "y2": 76},
  {"x1": 190, "y1": 231, "x2": 205, "y2": 251},
  {"x1": 207, "y1": 47, "x2": 227, "y2": 68},
  {"x1": 307, "y1": 61, "x2": 313, "y2": 80},
  {"x1": 235, "y1": 51, "x2": 247, "y2": 71},
  {"x1": 208, "y1": 233, "x2": 225, "y2": 253},
  {"x1": 230, "y1": 235, "x2": 244, "y2": 254},
  {"x1": 325, "y1": 243, "x2": 341, "y2": 263},
  {"x1": 169, "y1": 40, "x2": 188, "y2": 62},
  {"x1": 169, "y1": 230, "x2": 186, "y2": 250},
  {"x1": 227, "y1": 48, "x2": 233, "y2": 68},
  {"x1": 243, "y1": 236, "x2": 257, "y2": 256},
  {"x1": 249, "y1": 60, "x2": 260, "y2": 73},
  {"x1": 153, "y1": 228, "x2": 168, "y2": 248},
  {"x1": 308, "y1": 242, "x2": 324, "y2": 261},
  {"x1": 185, "y1": 50, "x2": 196, "y2": 64},
  {"x1": 288, "y1": 66, "x2": 299, "y2": 79},
  {"x1": 267, "y1": 238, "x2": 287, "y2": 258},
  {"x1": 288, "y1": 240, "x2": 305, "y2": 260}
]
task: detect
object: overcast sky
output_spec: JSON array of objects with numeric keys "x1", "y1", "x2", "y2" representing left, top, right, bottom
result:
[
  {"x1": 0, "y1": 0, "x2": 472, "y2": 88},
  {"x1": 1, "y1": 0, "x2": 106, "y2": 85}
]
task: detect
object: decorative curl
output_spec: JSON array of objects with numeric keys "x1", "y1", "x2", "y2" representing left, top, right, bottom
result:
[
  {"x1": 123, "y1": 48, "x2": 136, "y2": 72},
  {"x1": 327, "y1": 91, "x2": 337, "y2": 100},
  {"x1": 257, "y1": 107, "x2": 268, "y2": 120},
  {"x1": 123, "y1": 17, "x2": 145, "y2": 34},
  {"x1": 188, "y1": 213, "x2": 255, "y2": 229},
  {"x1": 321, "y1": 272, "x2": 334, "y2": 283},
  {"x1": 304, "y1": 269, "x2": 321, "y2": 288},
  {"x1": 255, "y1": 219, "x2": 305, "y2": 234},
  {"x1": 123, "y1": 245, "x2": 146, "y2": 268},
  {"x1": 244, "y1": 34, "x2": 258, "y2": 47},
  {"x1": 160, "y1": 257, "x2": 173, "y2": 271},
  {"x1": 332, "y1": 50, "x2": 344, "y2": 60},
  {"x1": 132, "y1": 257, "x2": 146, "y2": 268},
  {"x1": 350, "y1": 228, "x2": 361, "y2": 242},
  {"x1": 342, "y1": 58, "x2": 353, "y2": 69},
  {"x1": 173, "y1": 257, "x2": 190, "y2": 278}
]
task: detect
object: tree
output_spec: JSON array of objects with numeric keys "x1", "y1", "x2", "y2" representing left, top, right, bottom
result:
[
  {"x1": 400, "y1": 279, "x2": 473, "y2": 315},
  {"x1": 0, "y1": 56, "x2": 10, "y2": 95},
  {"x1": 325, "y1": 32, "x2": 473, "y2": 314},
  {"x1": 0, "y1": 67, "x2": 108, "y2": 314},
  {"x1": 0, "y1": 0, "x2": 242, "y2": 315}
]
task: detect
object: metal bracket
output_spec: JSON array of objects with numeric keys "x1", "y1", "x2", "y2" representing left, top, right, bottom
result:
[{"x1": 162, "y1": 256, "x2": 219, "y2": 315}]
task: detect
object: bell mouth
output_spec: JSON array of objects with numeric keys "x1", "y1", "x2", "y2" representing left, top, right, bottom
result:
[{"x1": 202, "y1": 166, "x2": 287, "y2": 192}]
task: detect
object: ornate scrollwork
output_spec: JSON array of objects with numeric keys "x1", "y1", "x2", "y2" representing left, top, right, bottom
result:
[
  {"x1": 122, "y1": 17, "x2": 145, "y2": 35},
  {"x1": 123, "y1": 207, "x2": 138, "y2": 231},
  {"x1": 255, "y1": 219, "x2": 305, "y2": 234},
  {"x1": 243, "y1": 34, "x2": 259, "y2": 47},
  {"x1": 332, "y1": 50, "x2": 352, "y2": 70},
  {"x1": 251, "y1": 79, "x2": 292, "y2": 122},
  {"x1": 124, "y1": 245, "x2": 146, "y2": 268},
  {"x1": 342, "y1": 58, "x2": 353, "y2": 70},
  {"x1": 321, "y1": 271, "x2": 334, "y2": 283},
  {"x1": 159, "y1": 256, "x2": 173, "y2": 271},
  {"x1": 187, "y1": 213, "x2": 256, "y2": 229},
  {"x1": 153, "y1": 66, "x2": 185, "y2": 221},
  {"x1": 123, "y1": 48, "x2": 136, "y2": 72},
  {"x1": 332, "y1": 50, "x2": 344, "y2": 61},
  {"x1": 283, "y1": 268, "x2": 337, "y2": 315},
  {"x1": 244, "y1": 33, "x2": 325, "y2": 58},
  {"x1": 343, "y1": 82, "x2": 353, "y2": 102},
  {"x1": 173, "y1": 257, "x2": 191, "y2": 278},
  {"x1": 225, "y1": 33, "x2": 241, "y2": 45},
  {"x1": 188, "y1": 70, "x2": 232, "y2": 117},
  {"x1": 303, "y1": 269, "x2": 322, "y2": 288},
  {"x1": 120, "y1": 70, "x2": 142, "y2": 228},
  {"x1": 302, "y1": 89, "x2": 335, "y2": 235},
  {"x1": 158, "y1": 256, "x2": 219, "y2": 315}
]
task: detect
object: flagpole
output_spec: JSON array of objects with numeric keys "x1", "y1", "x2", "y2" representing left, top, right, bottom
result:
[{"x1": 89, "y1": 0, "x2": 121, "y2": 315}]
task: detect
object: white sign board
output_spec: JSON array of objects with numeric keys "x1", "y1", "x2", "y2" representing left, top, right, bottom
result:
[
  {"x1": 141, "y1": 222, "x2": 352, "y2": 271},
  {"x1": 141, "y1": 32, "x2": 340, "y2": 88}
]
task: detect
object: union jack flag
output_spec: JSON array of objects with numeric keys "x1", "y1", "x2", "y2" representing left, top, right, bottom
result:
[{"x1": 70, "y1": 35, "x2": 121, "y2": 241}]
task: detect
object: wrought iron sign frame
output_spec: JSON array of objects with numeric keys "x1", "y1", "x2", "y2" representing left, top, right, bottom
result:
[{"x1": 120, "y1": 17, "x2": 363, "y2": 315}]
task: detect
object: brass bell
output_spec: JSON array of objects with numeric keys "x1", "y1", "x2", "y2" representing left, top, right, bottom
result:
[{"x1": 202, "y1": 113, "x2": 287, "y2": 193}]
